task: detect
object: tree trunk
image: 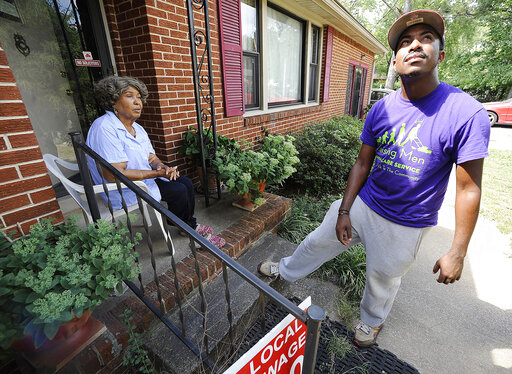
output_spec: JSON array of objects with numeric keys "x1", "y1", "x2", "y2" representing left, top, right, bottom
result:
[{"x1": 384, "y1": 0, "x2": 413, "y2": 90}]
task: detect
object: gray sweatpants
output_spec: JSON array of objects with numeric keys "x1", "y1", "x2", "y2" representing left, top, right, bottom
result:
[{"x1": 279, "y1": 196, "x2": 426, "y2": 327}]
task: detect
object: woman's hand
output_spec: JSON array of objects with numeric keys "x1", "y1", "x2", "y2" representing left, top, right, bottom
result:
[{"x1": 157, "y1": 164, "x2": 179, "y2": 180}]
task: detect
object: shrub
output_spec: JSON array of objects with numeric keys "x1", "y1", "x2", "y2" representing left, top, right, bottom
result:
[{"x1": 287, "y1": 115, "x2": 363, "y2": 195}]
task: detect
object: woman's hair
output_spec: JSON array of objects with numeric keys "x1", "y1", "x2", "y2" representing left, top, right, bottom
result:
[{"x1": 94, "y1": 76, "x2": 149, "y2": 112}]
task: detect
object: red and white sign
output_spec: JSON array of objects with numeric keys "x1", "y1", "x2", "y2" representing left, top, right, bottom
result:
[
  {"x1": 82, "y1": 51, "x2": 93, "y2": 60},
  {"x1": 75, "y1": 59, "x2": 101, "y2": 67},
  {"x1": 224, "y1": 297, "x2": 311, "y2": 374}
]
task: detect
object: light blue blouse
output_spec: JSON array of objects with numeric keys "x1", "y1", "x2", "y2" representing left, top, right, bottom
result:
[{"x1": 85, "y1": 111, "x2": 162, "y2": 209}]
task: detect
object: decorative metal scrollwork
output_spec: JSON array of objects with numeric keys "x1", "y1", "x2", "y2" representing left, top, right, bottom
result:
[
  {"x1": 14, "y1": 33, "x2": 30, "y2": 57},
  {"x1": 186, "y1": 0, "x2": 220, "y2": 206}
]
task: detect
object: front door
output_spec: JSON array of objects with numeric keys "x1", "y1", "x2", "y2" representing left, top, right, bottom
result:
[{"x1": 0, "y1": 0, "x2": 114, "y2": 164}]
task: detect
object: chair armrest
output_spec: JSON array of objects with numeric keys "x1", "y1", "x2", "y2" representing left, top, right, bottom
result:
[{"x1": 92, "y1": 180, "x2": 150, "y2": 194}]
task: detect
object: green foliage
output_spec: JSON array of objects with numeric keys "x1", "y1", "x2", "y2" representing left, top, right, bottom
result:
[
  {"x1": 121, "y1": 310, "x2": 155, "y2": 374},
  {"x1": 278, "y1": 194, "x2": 341, "y2": 244},
  {"x1": 287, "y1": 116, "x2": 363, "y2": 195},
  {"x1": 0, "y1": 218, "x2": 141, "y2": 349},
  {"x1": 316, "y1": 244, "x2": 367, "y2": 300},
  {"x1": 215, "y1": 133, "x2": 299, "y2": 200},
  {"x1": 178, "y1": 127, "x2": 240, "y2": 167}
]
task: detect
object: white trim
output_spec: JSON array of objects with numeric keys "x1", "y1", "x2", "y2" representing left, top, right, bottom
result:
[
  {"x1": 0, "y1": 115, "x2": 29, "y2": 120},
  {"x1": 243, "y1": 101, "x2": 320, "y2": 118},
  {"x1": 98, "y1": 0, "x2": 118, "y2": 75},
  {"x1": 0, "y1": 82, "x2": 17, "y2": 86},
  {"x1": 0, "y1": 145, "x2": 38, "y2": 153},
  {"x1": 0, "y1": 100, "x2": 23, "y2": 103}
]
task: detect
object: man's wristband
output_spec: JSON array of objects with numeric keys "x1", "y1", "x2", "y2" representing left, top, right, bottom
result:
[{"x1": 338, "y1": 208, "x2": 350, "y2": 216}]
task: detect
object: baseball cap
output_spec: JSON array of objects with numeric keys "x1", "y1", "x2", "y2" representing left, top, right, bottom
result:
[{"x1": 387, "y1": 9, "x2": 445, "y2": 52}]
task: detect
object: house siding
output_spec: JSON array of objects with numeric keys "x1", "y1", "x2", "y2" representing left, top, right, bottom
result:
[{"x1": 0, "y1": 43, "x2": 63, "y2": 237}]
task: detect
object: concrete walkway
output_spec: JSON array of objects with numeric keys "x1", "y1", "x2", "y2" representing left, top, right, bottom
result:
[{"x1": 377, "y1": 126, "x2": 512, "y2": 373}]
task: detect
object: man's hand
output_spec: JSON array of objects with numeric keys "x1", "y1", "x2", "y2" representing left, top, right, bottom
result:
[
  {"x1": 335, "y1": 215, "x2": 352, "y2": 246},
  {"x1": 432, "y1": 251, "x2": 465, "y2": 284}
]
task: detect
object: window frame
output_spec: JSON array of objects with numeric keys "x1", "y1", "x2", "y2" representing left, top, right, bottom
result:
[
  {"x1": 242, "y1": 0, "x2": 260, "y2": 109},
  {"x1": 345, "y1": 61, "x2": 368, "y2": 118},
  {"x1": 240, "y1": 0, "x2": 323, "y2": 114}
]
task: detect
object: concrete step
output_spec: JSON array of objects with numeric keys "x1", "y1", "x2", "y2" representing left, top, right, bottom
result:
[{"x1": 143, "y1": 233, "x2": 298, "y2": 373}]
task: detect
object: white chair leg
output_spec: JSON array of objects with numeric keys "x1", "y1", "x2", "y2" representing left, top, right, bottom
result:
[
  {"x1": 141, "y1": 202, "x2": 153, "y2": 227},
  {"x1": 154, "y1": 211, "x2": 175, "y2": 255}
]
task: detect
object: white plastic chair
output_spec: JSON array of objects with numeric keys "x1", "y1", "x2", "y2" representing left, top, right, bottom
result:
[{"x1": 43, "y1": 154, "x2": 169, "y2": 242}]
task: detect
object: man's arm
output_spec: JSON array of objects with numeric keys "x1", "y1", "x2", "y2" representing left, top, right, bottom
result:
[
  {"x1": 432, "y1": 158, "x2": 484, "y2": 284},
  {"x1": 335, "y1": 143, "x2": 376, "y2": 245}
]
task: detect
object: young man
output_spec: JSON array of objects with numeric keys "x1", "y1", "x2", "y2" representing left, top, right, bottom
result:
[{"x1": 258, "y1": 10, "x2": 490, "y2": 347}]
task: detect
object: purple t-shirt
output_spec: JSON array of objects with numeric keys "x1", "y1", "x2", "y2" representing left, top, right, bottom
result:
[{"x1": 359, "y1": 82, "x2": 490, "y2": 227}]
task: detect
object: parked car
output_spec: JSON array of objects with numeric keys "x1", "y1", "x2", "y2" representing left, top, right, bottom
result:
[
  {"x1": 482, "y1": 98, "x2": 512, "y2": 126},
  {"x1": 369, "y1": 88, "x2": 394, "y2": 106}
]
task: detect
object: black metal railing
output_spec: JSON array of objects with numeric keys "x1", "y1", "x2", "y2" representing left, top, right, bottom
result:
[
  {"x1": 70, "y1": 131, "x2": 324, "y2": 373},
  {"x1": 186, "y1": 0, "x2": 221, "y2": 207}
]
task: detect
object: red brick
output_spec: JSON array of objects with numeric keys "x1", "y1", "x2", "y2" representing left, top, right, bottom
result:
[
  {"x1": 0, "y1": 67, "x2": 15, "y2": 82},
  {"x1": 19, "y1": 219, "x2": 38, "y2": 236},
  {"x1": 0, "y1": 49, "x2": 8, "y2": 66},
  {"x1": 30, "y1": 188, "x2": 56, "y2": 204},
  {"x1": 0, "y1": 86, "x2": 21, "y2": 101},
  {"x1": 18, "y1": 161, "x2": 47, "y2": 177},
  {"x1": 0, "y1": 194, "x2": 30, "y2": 214},
  {"x1": 8, "y1": 133, "x2": 38, "y2": 148},
  {"x1": 0, "y1": 167, "x2": 18, "y2": 183},
  {"x1": 3, "y1": 200, "x2": 60, "y2": 226},
  {"x1": 0, "y1": 148, "x2": 42, "y2": 167},
  {"x1": 0, "y1": 175, "x2": 51, "y2": 199},
  {"x1": 0, "y1": 118, "x2": 34, "y2": 133},
  {"x1": 0, "y1": 102, "x2": 27, "y2": 117}
]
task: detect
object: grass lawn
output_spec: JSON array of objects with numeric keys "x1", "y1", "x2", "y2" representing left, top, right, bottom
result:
[{"x1": 480, "y1": 149, "x2": 512, "y2": 248}]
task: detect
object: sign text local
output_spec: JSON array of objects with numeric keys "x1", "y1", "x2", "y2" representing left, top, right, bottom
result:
[{"x1": 224, "y1": 297, "x2": 311, "y2": 374}]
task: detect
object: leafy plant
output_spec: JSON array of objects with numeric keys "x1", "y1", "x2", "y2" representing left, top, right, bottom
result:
[
  {"x1": 121, "y1": 309, "x2": 155, "y2": 374},
  {"x1": 256, "y1": 134, "x2": 300, "y2": 186},
  {"x1": 287, "y1": 116, "x2": 363, "y2": 195},
  {"x1": 0, "y1": 217, "x2": 141, "y2": 349},
  {"x1": 215, "y1": 133, "x2": 299, "y2": 202},
  {"x1": 178, "y1": 127, "x2": 239, "y2": 167}
]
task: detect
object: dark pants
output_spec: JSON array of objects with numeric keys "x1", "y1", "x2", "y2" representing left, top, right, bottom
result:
[{"x1": 155, "y1": 176, "x2": 197, "y2": 229}]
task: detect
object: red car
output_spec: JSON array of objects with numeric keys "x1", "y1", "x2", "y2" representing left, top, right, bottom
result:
[{"x1": 482, "y1": 98, "x2": 512, "y2": 126}]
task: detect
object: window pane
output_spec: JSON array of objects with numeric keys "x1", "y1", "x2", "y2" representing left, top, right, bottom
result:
[
  {"x1": 241, "y1": 0, "x2": 257, "y2": 52},
  {"x1": 345, "y1": 65, "x2": 354, "y2": 114},
  {"x1": 308, "y1": 65, "x2": 317, "y2": 101},
  {"x1": 350, "y1": 67, "x2": 363, "y2": 116},
  {"x1": 243, "y1": 54, "x2": 258, "y2": 107},
  {"x1": 267, "y1": 7, "x2": 303, "y2": 104},
  {"x1": 310, "y1": 26, "x2": 319, "y2": 64}
]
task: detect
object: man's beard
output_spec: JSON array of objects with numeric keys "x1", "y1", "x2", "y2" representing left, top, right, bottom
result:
[{"x1": 399, "y1": 71, "x2": 422, "y2": 78}]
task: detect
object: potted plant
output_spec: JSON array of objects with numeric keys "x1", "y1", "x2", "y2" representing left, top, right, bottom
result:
[
  {"x1": 255, "y1": 134, "x2": 300, "y2": 189},
  {"x1": 214, "y1": 133, "x2": 299, "y2": 211},
  {"x1": 0, "y1": 217, "x2": 141, "y2": 354},
  {"x1": 178, "y1": 127, "x2": 239, "y2": 192}
]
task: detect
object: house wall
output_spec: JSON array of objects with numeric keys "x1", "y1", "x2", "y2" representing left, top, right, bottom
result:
[
  {"x1": 102, "y1": 0, "x2": 375, "y2": 178},
  {"x1": 0, "y1": 43, "x2": 63, "y2": 237}
]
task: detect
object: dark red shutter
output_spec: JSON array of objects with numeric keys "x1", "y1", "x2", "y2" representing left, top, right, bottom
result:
[
  {"x1": 322, "y1": 26, "x2": 334, "y2": 103},
  {"x1": 218, "y1": 0, "x2": 245, "y2": 117}
]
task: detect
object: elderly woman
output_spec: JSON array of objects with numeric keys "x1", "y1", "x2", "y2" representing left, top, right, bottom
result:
[{"x1": 86, "y1": 76, "x2": 225, "y2": 247}]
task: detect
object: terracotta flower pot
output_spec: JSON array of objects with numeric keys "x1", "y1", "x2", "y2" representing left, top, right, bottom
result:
[
  {"x1": 258, "y1": 181, "x2": 266, "y2": 192},
  {"x1": 11, "y1": 310, "x2": 92, "y2": 352},
  {"x1": 232, "y1": 192, "x2": 256, "y2": 211}
]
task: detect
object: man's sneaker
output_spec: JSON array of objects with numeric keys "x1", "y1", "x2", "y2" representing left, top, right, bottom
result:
[
  {"x1": 353, "y1": 321, "x2": 383, "y2": 347},
  {"x1": 257, "y1": 260, "x2": 280, "y2": 277}
]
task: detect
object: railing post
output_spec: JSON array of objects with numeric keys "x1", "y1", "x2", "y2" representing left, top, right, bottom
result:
[
  {"x1": 69, "y1": 131, "x2": 101, "y2": 221},
  {"x1": 302, "y1": 304, "x2": 326, "y2": 374}
]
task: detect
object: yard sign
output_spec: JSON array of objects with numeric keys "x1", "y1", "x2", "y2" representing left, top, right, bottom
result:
[{"x1": 224, "y1": 296, "x2": 311, "y2": 374}]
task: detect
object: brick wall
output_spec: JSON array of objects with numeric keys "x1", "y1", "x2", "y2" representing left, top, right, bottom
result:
[
  {"x1": 0, "y1": 43, "x2": 63, "y2": 237},
  {"x1": 102, "y1": 0, "x2": 375, "y2": 178}
]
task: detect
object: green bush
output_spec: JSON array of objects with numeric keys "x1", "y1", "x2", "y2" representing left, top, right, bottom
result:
[{"x1": 287, "y1": 115, "x2": 364, "y2": 195}]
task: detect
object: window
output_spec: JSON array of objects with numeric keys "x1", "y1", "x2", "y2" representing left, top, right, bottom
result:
[
  {"x1": 345, "y1": 63, "x2": 367, "y2": 118},
  {"x1": 219, "y1": 0, "x2": 326, "y2": 116},
  {"x1": 308, "y1": 25, "x2": 320, "y2": 101},
  {"x1": 242, "y1": 0, "x2": 259, "y2": 108},
  {"x1": 239, "y1": 1, "x2": 320, "y2": 111}
]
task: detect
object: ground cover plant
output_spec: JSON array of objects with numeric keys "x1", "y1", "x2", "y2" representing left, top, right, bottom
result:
[{"x1": 480, "y1": 148, "x2": 512, "y2": 250}]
